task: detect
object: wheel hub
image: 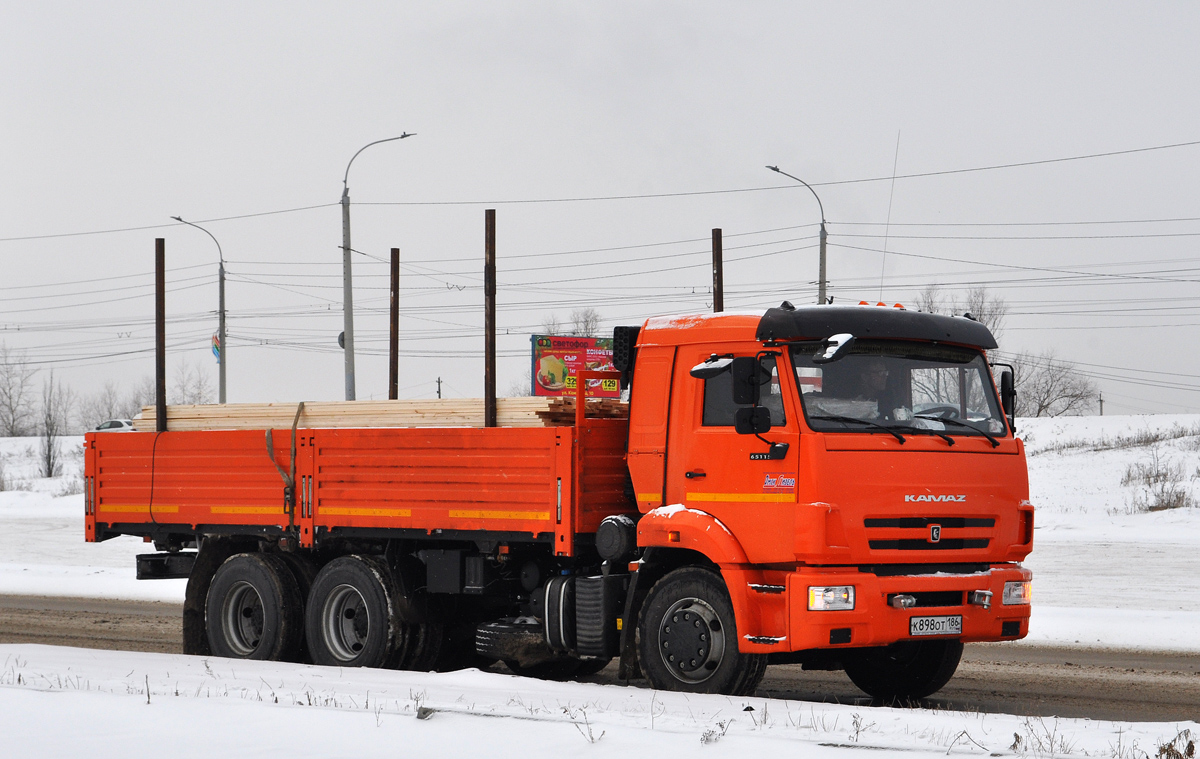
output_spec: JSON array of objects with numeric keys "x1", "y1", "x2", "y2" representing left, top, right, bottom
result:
[
  {"x1": 322, "y1": 584, "x2": 371, "y2": 662},
  {"x1": 221, "y1": 581, "x2": 264, "y2": 656},
  {"x1": 657, "y1": 598, "x2": 725, "y2": 683}
]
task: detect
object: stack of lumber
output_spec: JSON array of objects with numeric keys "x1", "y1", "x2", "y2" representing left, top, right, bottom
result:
[
  {"x1": 133, "y1": 397, "x2": 628, "y2": 432},
  {"x1": 534, "y1": 397, "x2": 629, "y2": 426}
]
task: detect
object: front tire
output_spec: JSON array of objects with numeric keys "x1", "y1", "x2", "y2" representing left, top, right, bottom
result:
[
  {"x1": 305, "y1": 555, "x2": 404, "y2": 668},
  {"x1": 205, "y1": 553, "x2": 303, "y2": 661},
  {"x1": 637, "y1": 567, "x2": 767, "y2": 696},
  {"x1": 843, "y1": 639, "x2": 963, "y2": 701}
]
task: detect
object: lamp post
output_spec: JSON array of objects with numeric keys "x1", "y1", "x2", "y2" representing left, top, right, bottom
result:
[
  {"x1": 171, "y1": 216, "x2": 227, "y2": 404},
  {"x1": 341, "y1": 133, "x2": 415, "y2": 401},
  {"x1": 766, "y1": 165, "x2": 828, "y2": 305}
]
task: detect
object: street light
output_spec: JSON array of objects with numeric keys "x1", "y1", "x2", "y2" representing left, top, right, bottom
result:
[
  {"x1": 341, "y1": 133, "x2": 415, "y2": 401},
  {"x1": 171, "y1": 215, "x2": 227, "y2": 404},
  {"x1": 766, "y1": 165, "x2": 828, "y2": 305}
]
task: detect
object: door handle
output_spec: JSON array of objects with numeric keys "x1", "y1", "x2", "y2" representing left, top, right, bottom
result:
[{"x1": 685, "y1": 471, "x2": 706, "y2": 479}]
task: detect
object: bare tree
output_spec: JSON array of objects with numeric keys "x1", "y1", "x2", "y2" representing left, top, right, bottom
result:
[
  {"x1": 505, "y1": 367, "x2": 533, "y2": 397},
  {"x1": 913, "y1": 285, "x2": 1007, "y2": 339},
  {"x1": 913, "y1": 284, "x2": 945, "y2": 316},
  {"x1": 961, "y1": 286, "x2": 1007, "y2": 338},
  {"x1": 123, "y1": 375, "x2": 157, "y2": 418},
  {"x1": 540, "y1": 314, "x2": 563, "y2": 336},
  {"x1": 171, "y1": 359, "x2": 215, "y2": 405},
  {"x1": 569, "y1": 307, "x2": 601, "y2": 337},
  {"x1": 39, "y1": 371, "x2": 75, "y2": 478},
  {"x1": 0, "y1": 343, "x2": 37, "y2": 437},
  {"x1": 77, "y1": 380, "x2": 125, "y2": 431},
  {"x1": 1012, "y1": 350, "x2": 1097, "y2": 417}
]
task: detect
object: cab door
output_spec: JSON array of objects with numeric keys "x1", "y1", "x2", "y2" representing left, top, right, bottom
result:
[{"x1": 664, "y1": 346, "x2": 800, "y2": 564}]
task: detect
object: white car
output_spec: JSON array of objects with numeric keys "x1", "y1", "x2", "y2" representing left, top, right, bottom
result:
[{"x1": 94, "y1": 419, "x2": 134, "y2": 432}]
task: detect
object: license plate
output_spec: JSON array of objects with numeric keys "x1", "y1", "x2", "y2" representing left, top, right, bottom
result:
[{"x1": 909, "y1": 615, "x2": 962, "y2": 637}]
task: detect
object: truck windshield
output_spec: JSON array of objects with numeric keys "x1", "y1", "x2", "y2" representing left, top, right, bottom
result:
[{"x1": 790, "y1": 340, "x2": 1008, "y2": 438}]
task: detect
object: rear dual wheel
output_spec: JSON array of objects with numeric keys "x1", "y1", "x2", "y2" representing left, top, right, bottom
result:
[
  {"x1": 205, "y1": 553, "x2": 304, "y2": 661},
  {"x1": 305, "y1": 555, "x2": 405, "y2": 668}
]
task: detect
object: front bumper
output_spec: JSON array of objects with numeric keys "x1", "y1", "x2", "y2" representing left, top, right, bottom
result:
[{"x1": 734, "y1": 563, "x2": 1032, "y2": 654}]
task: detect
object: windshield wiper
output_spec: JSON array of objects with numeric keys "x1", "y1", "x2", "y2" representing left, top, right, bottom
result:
[
  {"x1": 913, "y1": 415, "x2": 1001, "y2": 448},
  {"x1": 891, "y1": 424, "x2": 956, "y2": 446},
  {"x1": 807, "y1": 415, "x2": 906, "y2": 444}
]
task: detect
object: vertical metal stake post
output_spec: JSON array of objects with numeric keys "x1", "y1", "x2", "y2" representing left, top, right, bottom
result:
[
  {"x1": 389, "y1": 247, "x2": 400, "y2": 400},
  {"x1": 712, "y1": 228, "x2": 724, "y2": 313},
  {"x1": 155, "y1": 238, "x2": 167, "y2": 432},
  {"x1": 484, "y1": 210, "x2": 497, "y2": 427}
]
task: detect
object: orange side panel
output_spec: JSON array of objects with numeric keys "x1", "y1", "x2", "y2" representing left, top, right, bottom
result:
[
  {"x1": 576, "y1": 418, "x2": 635, "y2": 533},
  {"x1": 626, "y1": 345, "x2": 675, "y2": 511},
  {"x1": 90, "y1": 430, "x2": 293, "y2": 530},
  {"x1": 311, "y1": 427, "x2": 563, "y2": 537}
]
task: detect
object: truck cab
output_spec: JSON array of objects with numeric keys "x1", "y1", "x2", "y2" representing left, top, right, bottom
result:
[{"x1": 623, "y1": 302, "x2": 1032, "y2": 698}]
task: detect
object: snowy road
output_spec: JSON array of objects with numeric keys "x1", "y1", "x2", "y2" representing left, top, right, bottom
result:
[{"x1": 3, "y1": 593, "x2": 1199, "y2": 721}]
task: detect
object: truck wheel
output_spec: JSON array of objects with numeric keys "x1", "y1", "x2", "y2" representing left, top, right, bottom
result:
[
  {"x1": 275, "y1": 552, "x2": 318, "y2": 663},
  {"x1": 205, "y1": 553, "x2": 303, "y2": 661},
  {"x1": 637, "y1": 567, "x2": 767, "y2": 696},
  {"x1": 843, "y1": 639, "x2": 963, "y2": 701},
  {"x1": 305, "y1": 555, "x2": 403, "y2": 668}
]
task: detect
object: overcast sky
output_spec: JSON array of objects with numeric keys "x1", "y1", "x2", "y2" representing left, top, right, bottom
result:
[{"x1": 4, "y1": 3, "x2": 1200, "y2": 415}]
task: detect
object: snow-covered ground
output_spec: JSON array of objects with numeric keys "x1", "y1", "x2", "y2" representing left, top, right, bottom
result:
[
  {"x1": 1, "y1": 644, "x2": 1194, "y2": 758},
  {"x1": 1, "y1": 418, "x2": 1198, "y2": 754}
]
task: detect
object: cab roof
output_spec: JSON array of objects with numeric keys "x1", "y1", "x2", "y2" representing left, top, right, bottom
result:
[{"x1": 639, "y1": 303, "x2": 998, "y2": 350}]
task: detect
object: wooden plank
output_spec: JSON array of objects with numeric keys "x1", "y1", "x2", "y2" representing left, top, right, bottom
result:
[{"x1": 132, "y1": 397, "x2": 629, "y2": 431}]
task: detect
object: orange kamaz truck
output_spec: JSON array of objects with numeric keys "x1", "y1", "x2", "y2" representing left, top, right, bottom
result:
[{"x1": 84, "y1": 302, "x2": 1033, "y2": 699}]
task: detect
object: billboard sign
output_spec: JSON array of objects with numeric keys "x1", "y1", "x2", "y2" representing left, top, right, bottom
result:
[{"x1": 530, "y1": 335, "x2": 619, "y2": 398}]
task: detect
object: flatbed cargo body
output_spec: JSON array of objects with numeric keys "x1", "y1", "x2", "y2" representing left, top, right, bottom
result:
[{"x1": 87, "y1": 419, "x2": 631, "y2": 554}]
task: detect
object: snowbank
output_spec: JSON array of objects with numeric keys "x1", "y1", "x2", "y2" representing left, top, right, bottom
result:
[{"x1": 0, "y1": 644, "x2": 1193, "y2": 759}]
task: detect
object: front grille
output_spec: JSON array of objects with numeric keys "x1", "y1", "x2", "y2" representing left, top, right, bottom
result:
[
  {"x1": 869, "y1": 538, "x2": 990, "y2": 551},
  {"x1": 865, "y1": 517, "x2": 994, "y2": 529},
  {"x1": 887, "y1": 591, "x2": 964, "y2": 608},
  {"x1": 864, "y1": 515, "x2": 994, "y2": 553},
  {"x1": 859, "y1": 563, "x2": 989, "y2": 576}
]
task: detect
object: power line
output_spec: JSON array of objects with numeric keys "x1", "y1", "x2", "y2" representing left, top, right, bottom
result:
[
  {"x1": 0, "y1": 204, "x2": 339, "y2": 243},
  {"x1": 8, "y1": 138, "x2": 1200, "y2": 242},
  {"x1": 836, "y1": 215, "x2": 1200, "y2": 228},
  {"x1": 811, "y1": 138, "x2": 1200, "y2": 187}
]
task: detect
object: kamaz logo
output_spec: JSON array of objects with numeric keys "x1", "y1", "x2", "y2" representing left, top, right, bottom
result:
[{"x1": 904, "y1": 494, "x2": 967, "y2": 502}]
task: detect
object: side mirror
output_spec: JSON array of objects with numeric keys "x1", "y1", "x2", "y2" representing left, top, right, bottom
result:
[
  {"x1": 812, "y1": 333, "x2": 856, "y2": 364},
  {"x1": 730, "y1": 357, "x2": 768, "y2": 405},
  {"x1": 735, "y1": 407, "x2": 771, "y2": 435},
  {"x1": 1000, "y1": 369, "x2": 1016, "y2": 430},
  {"x1": 690, "y1": 355, "x2": 734, "y2": 379}
]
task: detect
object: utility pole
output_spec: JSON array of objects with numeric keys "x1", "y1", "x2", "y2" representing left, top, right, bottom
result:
[
  {"x1": 766, "y1": 165, "x2": 828, "y2": 304},
  {"x1": 437, "y1": 377, "x2": 442, "y2": 399},
  {"x1": 1099, "y1": 393, "x2": 1104, "y2": 416},
  {"x1": 341, "y1": 133, "x2": 414, "y2": 400},
  {"x1": 171, "y1": 216, "x2": 226, "y2": 404},
  {"x1": 712, "y1": 228, "x2": 724, "y2": 313}
]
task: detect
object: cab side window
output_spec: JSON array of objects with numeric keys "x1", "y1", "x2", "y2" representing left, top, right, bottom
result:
[{"x1": 702, "y1": 356, "x2": 785, "y2": 427}]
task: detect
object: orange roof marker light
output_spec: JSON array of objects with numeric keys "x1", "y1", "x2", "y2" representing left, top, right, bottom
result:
[{"x1": 858, "y1": 301, "x2": 906, "y2": 309}]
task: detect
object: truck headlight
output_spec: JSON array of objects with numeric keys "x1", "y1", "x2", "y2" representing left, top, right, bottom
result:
[
  {"x1": 1002, "y1": 581, "x2": 1032, "y2": 605},
  {"x1": 808, "y1": 586, "x2": 855, "y2": 611}
]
